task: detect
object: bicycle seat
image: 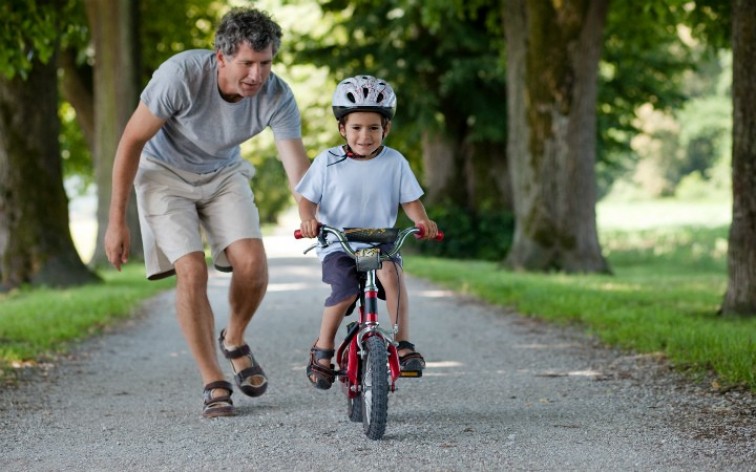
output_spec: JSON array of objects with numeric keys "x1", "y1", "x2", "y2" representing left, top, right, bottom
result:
[{"x1": 343, "y1": 228, "x2": 399, "y2": 243}]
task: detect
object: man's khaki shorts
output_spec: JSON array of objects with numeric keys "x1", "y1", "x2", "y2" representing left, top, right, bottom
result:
[{"x1": 134, "y1": 157, "x2": 262, "y2": 280}]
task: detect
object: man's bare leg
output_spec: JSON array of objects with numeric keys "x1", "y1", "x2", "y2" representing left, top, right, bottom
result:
[
  {"x1": 218, "y1": 238, "x2": 268, "y2": 374},
  {"x1": 174, "y1": 251, "x2": 225, "y2": 385}
]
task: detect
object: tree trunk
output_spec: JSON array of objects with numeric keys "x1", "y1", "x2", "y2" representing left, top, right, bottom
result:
[
  {"x1": 421, "y1": 130, "x2": 458, "y2": 206},
  {"x1": 59, "y1": 49, "x2": 95, "y2": 152},
  {"x1": 722, "y1": 0, "x2": 756, "y2": 317},
  {"x1": 85, "y1": 0, "x2": 143, "y2": 267},
  {"x1": 421, "y1": 130, "x2": 511, "y2": 211},
  {"x1": 0, "y1": 54, "x2": 99, "y2": 290},
  {"x1": 503, "y1": 0, "x2": 610, "y2": 273}
]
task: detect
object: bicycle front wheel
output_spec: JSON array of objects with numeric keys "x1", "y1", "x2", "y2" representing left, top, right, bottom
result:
[{"x1": 361, "y1": 335, "x2": 389, "y2": 440}]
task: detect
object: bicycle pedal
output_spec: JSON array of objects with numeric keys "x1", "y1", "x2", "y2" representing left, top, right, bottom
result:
[{"x1": 399, "y1": 370, "x2": 422, "y2": 378}]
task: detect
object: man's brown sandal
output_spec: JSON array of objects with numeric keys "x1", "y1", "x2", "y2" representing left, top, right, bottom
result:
[
  {"x1": 202, "y1": 380, "x2": 235, "y2": 418},
  {"x1": 307, "y1": 342, "x2": 336, "y2": 390},
  {"x1": 218, "y1": 329, "x2": 268, "y2": 398},
  {"x1": 397, "y1": 340, "x2": 425, "y2": 377}
]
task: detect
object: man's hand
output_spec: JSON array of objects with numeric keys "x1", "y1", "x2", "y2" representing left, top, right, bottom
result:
[{"x1": 104, "y1": 222, "x2": 130, "y2": 271}]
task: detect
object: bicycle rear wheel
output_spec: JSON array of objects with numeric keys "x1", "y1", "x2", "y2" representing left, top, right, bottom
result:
[
  {"x1": 343, "y1": 346, "x2": 362, "y2": 422},
  {"x1": 361, "y1": 335, "x2": 389, "y2": 440},
  {"x1": 347, "y1": 395, "x2": 362, "y2": 422}
]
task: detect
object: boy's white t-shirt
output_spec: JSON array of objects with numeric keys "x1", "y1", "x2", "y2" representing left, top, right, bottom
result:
[{"x1": 295, "y1": 145, "x2": 424, "y2": 260}]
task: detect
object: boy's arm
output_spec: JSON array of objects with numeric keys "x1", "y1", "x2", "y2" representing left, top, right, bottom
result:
[
  {"x1": 401, "y1": 200, "x2": 438, "y2": 239},
  {"x1": 298, "y1": 197, "x2": 320, "y2": 238}
]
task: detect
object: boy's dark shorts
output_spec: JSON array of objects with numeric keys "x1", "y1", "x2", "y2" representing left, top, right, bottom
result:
[{"x1": 321, "y1": 244, "x2": 401, "y2": 307}]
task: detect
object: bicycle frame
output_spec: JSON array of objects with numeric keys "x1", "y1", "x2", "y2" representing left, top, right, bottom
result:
[
  {"x1": 295, "y1": 224, "x2": 443, "y2": 439},
  {"x1": 337, "y1": 266, "x2": 402, "y2": 394},
  {"x1": 296, "y1": 226, "x2": 434, "y2": 384},
  {"x1": 315, "y1": 226, "x2": 426, "y2": 391}
]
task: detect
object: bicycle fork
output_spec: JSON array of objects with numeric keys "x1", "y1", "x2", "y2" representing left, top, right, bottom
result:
[{"x1": 338, "y1": 269, "x2": 402, "y2": 392}]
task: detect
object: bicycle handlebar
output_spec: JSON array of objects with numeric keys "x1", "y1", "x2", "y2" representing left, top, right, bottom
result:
[{"x1": 294, "y1": 225, "x2": 443, "y2": 259}]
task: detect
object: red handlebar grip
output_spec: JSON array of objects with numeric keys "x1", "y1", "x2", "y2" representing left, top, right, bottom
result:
[
  {"x1": 294, "y1": 229, "x2": 303, "y2": 239},
  {"x1": 415, "y1": 226, "x2": 444, "y2": 241}
]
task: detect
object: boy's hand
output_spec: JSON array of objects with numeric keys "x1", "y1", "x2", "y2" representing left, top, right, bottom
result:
[
  {"x1": 299, "y1": 218, "x2": 320, "y2": 238},
  {"x1": 416, "y1": 219, "x2": 439, "y2": 240}
]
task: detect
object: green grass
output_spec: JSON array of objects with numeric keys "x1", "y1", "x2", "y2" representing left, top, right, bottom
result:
[
  {"x1": 0, "y1": 264, "x2": 173, "y2": 369},
  {"x1": 405, "y1": 225, "x2": 756, "y2": 391}
]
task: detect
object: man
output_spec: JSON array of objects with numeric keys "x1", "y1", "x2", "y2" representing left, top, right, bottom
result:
[{"x1": 104, "y1": 8, "x2": 309, "y2": 418}]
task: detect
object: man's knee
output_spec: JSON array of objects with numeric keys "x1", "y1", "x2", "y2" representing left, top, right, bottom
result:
[
  {"x1": 174, "y1": 252, "x2": 209, "y2": 288},
  {"x1": 227, "y1": 240, "x2": 268, "y2": 281}
]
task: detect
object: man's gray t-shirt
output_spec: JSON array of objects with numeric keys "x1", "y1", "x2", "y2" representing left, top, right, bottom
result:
[
  {"x1": 140, "y1": 49, "x2": 301, "y2": 174},
  {"x1": 295, "y1": 145, "x2": 424, "y2": 260}
]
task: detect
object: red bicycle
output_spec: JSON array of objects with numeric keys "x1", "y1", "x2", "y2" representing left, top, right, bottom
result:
[{"x1": 295, "y1": 225, "x2": 443, "y2": 440}]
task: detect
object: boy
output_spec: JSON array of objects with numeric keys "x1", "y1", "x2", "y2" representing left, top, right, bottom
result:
[{"x1": 296, "y1": 75, "x2": 438, "y2": 389}]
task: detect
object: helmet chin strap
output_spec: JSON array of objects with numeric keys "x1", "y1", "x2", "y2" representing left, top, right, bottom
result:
[{"x1": 344, "y1": 145, "x2": 383, "y2": 159}]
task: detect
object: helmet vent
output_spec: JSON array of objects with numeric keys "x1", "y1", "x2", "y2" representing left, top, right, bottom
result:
[{"x1": 331, "y1": 74, "x2": 397, "y2": 120}]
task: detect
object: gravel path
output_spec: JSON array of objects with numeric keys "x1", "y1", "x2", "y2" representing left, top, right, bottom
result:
[{"x1": 1, "y1": 235, "x2": 753, "y2": 471}]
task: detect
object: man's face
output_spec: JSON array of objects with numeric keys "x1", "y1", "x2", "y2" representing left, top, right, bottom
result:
[{"x1": 216, "y1": 42, "x2": 273, "y2": 102}]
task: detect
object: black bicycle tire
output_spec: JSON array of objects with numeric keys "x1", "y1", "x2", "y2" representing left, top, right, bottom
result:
[
  {"x1": 361, "y1": 335, "x2": 389, "y2": 440},
  {"x1": 347, "y1": 395, "x2": 362, "y2": 422}
]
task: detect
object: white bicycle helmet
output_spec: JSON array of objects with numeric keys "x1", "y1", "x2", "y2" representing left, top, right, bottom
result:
[{"x1": 332, "y1": 75, "x2": 397, "y2": 120}]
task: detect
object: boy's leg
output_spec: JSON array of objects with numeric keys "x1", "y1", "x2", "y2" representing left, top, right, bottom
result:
[
  {"x1": 377, "y1": 262, "x2": 413, "y2": 356},
  {"x1": 309, "y1": 251, "x2": 359, "y2": 384},
  {"x1": 317, "y1": 252, "x2": 361, "y2": 358},
  {"x1": 313, "y1": 296, "x2": 355, "y2": 362},
  {"x1": 308, "y1": 296, "x2": 354, "y2": 387}
]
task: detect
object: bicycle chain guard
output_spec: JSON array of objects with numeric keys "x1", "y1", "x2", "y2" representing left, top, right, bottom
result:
[{"x1": 355, "y1": 247, "x2": 382, "y2": 272}]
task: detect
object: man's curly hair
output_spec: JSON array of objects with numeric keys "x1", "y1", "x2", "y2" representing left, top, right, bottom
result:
[{"x1": 214, "y1": 8, "x2": 283, "y2": 56}]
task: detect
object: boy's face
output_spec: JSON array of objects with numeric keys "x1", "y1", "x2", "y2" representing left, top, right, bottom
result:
[{"x1": 339, "y1": 112, "x2": 391, "y2": 157}]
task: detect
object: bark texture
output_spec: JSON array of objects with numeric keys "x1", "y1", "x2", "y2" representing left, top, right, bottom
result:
[
  {"x1": 421, "y1": 130, "x2": 511, "y2": 211},
  {"x1": 722, "y1": 0, "x2": 756, "y2": 317},
  {"x1": 84, "y1": 0, "x2": 143, "y2": 267},
  {"x1": 504, "y1": 0, "x2": 610, "y2": 273},
  {"x1": 0, "y1": 55, "x2": 98, "y2": 290}
]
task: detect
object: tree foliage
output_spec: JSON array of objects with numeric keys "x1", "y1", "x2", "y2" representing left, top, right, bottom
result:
[
  {"x1": 597, "y1": 1, "x2": 698, "y2": 195},
  {"x1": 59, "y1": 0, "x2": 221, "y2": 187},
  {"x1": 282, "y1": 0, "x2": 510, "y2": 253},
  {"x1": 599, "y1": 2, "x2": 732, "y2": 201},
  {"x1": 137, "y1": 1, "x2": 221, "y2": 84},
  {"x1": 0, "y1": 0, "x2": 85, "y2": 79},
  {"x1": 283, "y1": 0, "x2": 507, "y2": 169}
]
